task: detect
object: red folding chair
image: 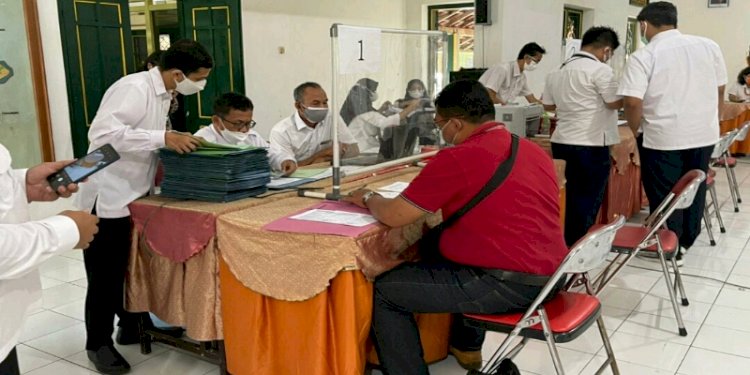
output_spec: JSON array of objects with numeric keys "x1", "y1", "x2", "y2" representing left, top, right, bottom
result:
[
  {"x1": 592, "y1": 170, "x2": 706, "y2": 337},
  {"x1": 464, "y1": 216, "x2": 626, "y2": 375},
  {"x1": 703, "y1": 167, "x2": 725, "y2": 246},
  {"x1": 713, "y1": 128, "x2": 741, "y2": 212}
]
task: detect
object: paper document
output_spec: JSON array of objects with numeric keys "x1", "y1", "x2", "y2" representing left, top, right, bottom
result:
[
  {"x1": 290, "y1": 209, "x2": 378, "y2": 227},
  {"x1": 377, "y1": 191, "x2": 401, "y2": 199},
  {"x1": 290, "y1": 166, "x2": 363, "y2": 180},
  {"x1": 378, "y1": 181, "x2": 409, "y2": 193},
  {"x1": 267, "y1": 177, "x2": 304, "y2": 189}
]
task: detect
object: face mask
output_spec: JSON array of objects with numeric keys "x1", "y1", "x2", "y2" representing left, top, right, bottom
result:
[
  {"x1": 217, "y1": 119, "x2": 250, "y2": 144},
  {"x1": 175, "y1": 73, "x2": 206, "y2": 96},
  {"x1": 302, "y1": 106, "x2": 329, "y2": 123},
  {"x1": 640, "y1": 23, "x2": 649, "y2": 45},
  {"x1": 602, "y1": 49, "x2": 612, "y2": 64},
  {"x1": 369, "y1": 91, "x2": 378, "y2": 102},
  {"x1": 438, "y1": 119, "x2": 460, "y2": 145},
  {"x1": 408, "y1": 89, "x2": 424, "y2": 99},
  {"x1": 524, "y1": 60, "x2": 538, "y2": 71}
]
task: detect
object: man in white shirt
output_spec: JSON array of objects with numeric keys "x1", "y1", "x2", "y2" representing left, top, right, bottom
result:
[
  {"x1": 269, "y1": 82, "x2": 359, "y2": 166},
  {"x1": 478, "y1": 42, "x2": 546, "y2": 105},
  {"x1": 195, "y1": 92, "x2": 297, "y2": 175},
  {"x1": 543, "y1": 26, "x2": 623, "y2": 246},
  {"x1": 619, "y1": 1, "x2": 727, "y2": 264},
  {"x1": 74, "y1": 39, "x2": 211, "y2": 374},
  {"x1": 0, "y1": 144, "x2": 98, "y2": 375}
]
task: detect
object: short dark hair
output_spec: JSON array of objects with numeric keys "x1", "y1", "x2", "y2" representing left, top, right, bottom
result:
[
  {"x1": 161, "y1": 39, "x2": 213, "y2": 76},
  {"x1": 738, "y1": 67, "x2": 750, "y2": 85},
  {"x1": 517, "y1": 42, "x2": 546, "y2": 60},
  {"x1": 294, "y1": 82, "x2": 322, "y2": 102},
  {"x1": 582, "y1": 26, "x2": 621, "y2": 50},
  {"x1": 637, "y1": 1, "x2": 677, "y2": 27},
  {"x1": 213, "y1": 92, "x2": 253, "y2": 117},
  {"x1": 434, "y1": 80, "x2": 495, "y2": 124},
  {"x1": 141, "y1": 51, "x2": 163, "y2": 72}
]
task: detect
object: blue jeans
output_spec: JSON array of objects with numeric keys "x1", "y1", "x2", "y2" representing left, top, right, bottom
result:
[{"x1": 371, "y1": 261, "x2": 546, "y2": 375}]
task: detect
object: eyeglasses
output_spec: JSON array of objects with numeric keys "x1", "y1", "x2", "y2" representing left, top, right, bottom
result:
[
  {"x1": 526, "y1": 55, "x2": 541, "y2": 63},
  {"x1": 221, "y1": 117, "x2": 256, "y2": 132},
  {"x1": 434, "y1": 117, "x2": 450, "y2": 130}
]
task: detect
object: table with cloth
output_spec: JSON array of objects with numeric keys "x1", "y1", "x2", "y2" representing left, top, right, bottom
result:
[
  {"x1": 720, "y1": 102, "x2": 750, "y2": 154},
  {"x1": 529, "y1": 127, "x2": 642, "y2": 223}
]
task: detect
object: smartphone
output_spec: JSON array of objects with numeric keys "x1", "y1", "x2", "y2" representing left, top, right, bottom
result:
[{"x1": 47, "y1": 144, "x2": 120, "y2": 192}]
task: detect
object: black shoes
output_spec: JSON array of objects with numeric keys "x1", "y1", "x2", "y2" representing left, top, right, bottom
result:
[
  {"x1": 86, "y1": 345, "x2": 131, "y2": 374},
  {"x1": 115, "y1": 324, "x2": 185, "y2": 345}
]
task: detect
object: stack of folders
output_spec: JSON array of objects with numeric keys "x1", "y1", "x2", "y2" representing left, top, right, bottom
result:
[{"x1": 159, "y1": 140, "x2": 271, "y2": 202}]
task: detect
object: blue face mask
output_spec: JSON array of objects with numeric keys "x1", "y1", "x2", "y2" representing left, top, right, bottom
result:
[{"x1": 640, "y1": 22, "x2": 649, "y2": 45}]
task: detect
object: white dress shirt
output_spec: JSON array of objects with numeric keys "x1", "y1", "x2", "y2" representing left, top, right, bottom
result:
[
  {"x1": 75, "y1": 67, "x2": 171, "y2": 218},
  {"x1": 348, "y1": 111, "x2": 401, "y2": 153},
  {"x1": 543, "y1": 51, "x2": 621, "y2": 146},
  {"x1": 268, "y1": 111, "x2": 357, "y2": 164},
  {"x1": 194, "y1": 124, "x2": 294, "y2": 171},
  {"x1": 0, "y1": 144, "x2": 79, "y2": 362},
  {"x1": 728, "y1": 83, "x2": 750, "y2": 102},
  {"x1": 478, "y1": 61, "x2": 532, "y2": 103},
  {"x1": 618, "y1": 30, "x2": 727, "y2": 150}
]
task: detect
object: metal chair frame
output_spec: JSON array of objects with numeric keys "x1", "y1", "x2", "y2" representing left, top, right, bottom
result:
[
  {"x1": 715, "y1": 128, "x2": 741, "y2": 212},
  {"x1": 592, "y1": 170, "x2": 706, "y2": 337},
  {"x1": 465, "y1": 216, "x2": 626, "y2": 375}
]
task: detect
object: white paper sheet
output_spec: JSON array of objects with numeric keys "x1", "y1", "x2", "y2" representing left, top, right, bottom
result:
[
  {"x1": 289, "y1": 209, "x2": 378, "y2": 227},
  {"x1": 267, "y1": 177, "x2": 304, "y2": 189},
  {"x1": 377, "y1": 191, "x2": 401, "y2": 199},
  {"x1": 378, "y1": 181, "x2": 409, "y2": 193}
]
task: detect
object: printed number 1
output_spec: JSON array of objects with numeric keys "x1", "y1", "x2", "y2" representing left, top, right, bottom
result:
[{"x1": 358, "y1": 40, "x2": 364, "y2": 61}]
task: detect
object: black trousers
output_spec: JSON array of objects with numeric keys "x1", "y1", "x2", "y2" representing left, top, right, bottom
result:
[
  {"x1": 83, "y1": 215, "x2": 144, "y2": 350},
  {"x1": 0, "y1": 348, "x2": 20, "y2": 375},
  {"x1": 640, "y1": 143, "x2": 712, "y2": 249},
  {"x1": 371, "y1": 261, "x2": 546, "y2": 375},
  {"x1": 551, "y1": 143, "x2": 612, "y2": 247}
]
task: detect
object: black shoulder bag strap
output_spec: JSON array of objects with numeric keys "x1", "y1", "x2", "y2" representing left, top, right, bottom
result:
[{"x1": 420, "y1": 134, "x2": 520, "y2": 256}]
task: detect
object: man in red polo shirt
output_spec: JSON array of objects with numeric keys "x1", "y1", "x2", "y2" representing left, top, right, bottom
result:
[{"x1": 345, "y1": 80, "x2": 568, "y2": 375}]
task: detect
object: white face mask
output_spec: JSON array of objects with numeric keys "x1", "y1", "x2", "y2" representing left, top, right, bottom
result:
[
  {"x1": 408, "y1": 89, "x2": 424, "y2": 99},
  {"x1": 640, "y1": 22, "x2": 649, "y2": 45},
  {"x1": 174, "y1": 72, "x2": 206, "y2": 96},
  {"x1": 369, "y1": 91, "x2": 378, "y2": 102},
  {"x1": 524, "y1": 60, "x2": 538, "y2": 71},
  {"x1": 438, "y1": 119, "x2": 459, "y2": 145},
  {"x1": 217, "y1": 119, "x2": 250, "y2": 144}
]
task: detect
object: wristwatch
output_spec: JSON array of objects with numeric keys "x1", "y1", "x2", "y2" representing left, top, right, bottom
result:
[{"x1": 361, "y1": 191, "x2": 381, "y2": 206}]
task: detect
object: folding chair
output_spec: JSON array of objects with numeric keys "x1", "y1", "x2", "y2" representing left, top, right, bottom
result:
[
  {"x1": 713, "y1": 128, "x2": 742, "y2": 211},
  {"x1": 703, "y1": 167, "x2": 725, "y2": 246},
  {"x1": 464, "y1": 216, "x2": 626, "y2": 375},
  {"x1": 592, "y1": 170, "x2": 706, "y2": 337}
]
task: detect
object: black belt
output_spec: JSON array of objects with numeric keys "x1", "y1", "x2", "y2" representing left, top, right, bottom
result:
[{"x1": 481, "y1": 268, "x2": 551, "y2": 286}]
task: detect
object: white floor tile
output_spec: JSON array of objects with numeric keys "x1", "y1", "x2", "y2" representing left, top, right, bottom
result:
[
  {"x1": 730, "y1": 259, "x2": 750, "y2": 276},
  {"x1": 426, "y1": 356, "x2": 471, "y2": 375},
  {"x1": 704, "y1": 304, "x2": 750, "y2": 334},
  {"x1": 39, "y1": 277, "x2": 65, "y2": 290},
  {"x1": 634, "y1": 294, "x2": 713, "y2": 324},
  {"x1": 676, "y1": 267, "x2": 729, "y2": 286},
  {"x1": 648, "y1": 277, "x2": 722, "y2": 304},
  {"x1": 58, "y1": 250, "x2": 84, "y2": 261},
  {"x1": 680, "y1": 254, "x2": 737, "y2": 275},
  {"x1": 20, "y1": 310, "x2": 80, "y2": 342},
  {"x1": 616, "y1": 312, "x2": 701, "y2": 346},
  {"x1": 16, "y1": 344, "x2": 58, "y2": 374},
  {"x1": 50, "y1": 299, "x2": 85, "y2": 321},
  {"x1": 579, "y1": 355, "x2": 675, "y2": 375},
  {"x1": 70, "y1": 278, "x2": 88, "y2": 288},
  {"x1": 24, "y1": 360, "x2": 97, "y2": 375},
  {"x1": 603, "y1": 331, "x2": 689, "y2": 372},
  {"x1": 25, "y1": 323, "x2": 86, "y2": 358},
  {"x1": 39, "y1": 256, "x2": 81, "y2": 274},
  {"x1": 713, "y1": 285, "x2": 750, "y2": 310},
  {"x1": 40, "y1": 283, "x2": 86, "y2": 310},
  {"x1": 605, "y1": 267, "x2": 662, "y2": 293},
  {"x1": 41, "y1": 263, "x2": 87, "y2": 283},
  {"x1": 66, "y1": 343, "x2": 169, "y2": 371},
  {"x1": 692, "y1": 324, "x2": 750, "y2": 358},
  {"x1": 678, "y1": 347, "x2": 750, "y2": 375},
  {"x1": 128, "y1": 350, "x2": 218, "y2": 375},
  {"x1": 599, "y1": 287, "x2": 647, "y2": 311},
  {"x1": 509, "y1": 339, "x2": 595, "y2": 375},
  {"x1": 599, "y1": 306, "x2": 633, "y2": 332},
  {"x1": 688, "y1": 244, "x2": 743, "y2": 261}
]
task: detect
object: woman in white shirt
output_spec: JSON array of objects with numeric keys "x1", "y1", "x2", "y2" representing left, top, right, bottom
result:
[
  {"x1": 348, "y1": 99, "x2": 420, "y2": 153},
  {"x1": 728, "y1": 67, "x2": 750, "y2": 103}
]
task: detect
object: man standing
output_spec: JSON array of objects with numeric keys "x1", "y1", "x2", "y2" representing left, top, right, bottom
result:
[
  {"x1": 619, "y1": 1, "x2": 727, "y2": 264},
  {"x1": 75, "y1": 39, "x2": 211, "y2": 374},
  {"x1": 0, "y1": 144, "x2": 98, "y2": 375},
  {"x1": 269, "y1": 82, "x2": 359, "y2": 166},
  {"x1": 479, "y1": 42, "x2": 546, "y2": 105},
  {"x1": 543, "y1": 26, "x2": 623, "y2": 246}
]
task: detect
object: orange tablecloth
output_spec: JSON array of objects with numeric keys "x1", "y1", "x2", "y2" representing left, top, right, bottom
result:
[
  {"x1": 216, "y1": 169, "x2": 451, "y2": 375},
  {"x1": 720, "y1": 103, "x2": 750, "y2": 154}
]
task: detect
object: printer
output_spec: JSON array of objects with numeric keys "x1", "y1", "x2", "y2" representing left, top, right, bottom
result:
[{"x1": 494, "y1": 104, "x2": 544, "y2": 138}]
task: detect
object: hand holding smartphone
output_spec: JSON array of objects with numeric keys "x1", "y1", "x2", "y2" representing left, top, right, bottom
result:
[{"x1": 46, "y1": 144, "x2": 120, "y2": 192}]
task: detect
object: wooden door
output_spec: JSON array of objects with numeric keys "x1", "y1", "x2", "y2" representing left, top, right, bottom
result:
[
  {"x1": 179, "y1": 0, "x2": 244, "y2": 133},
  {"x1": 58, "y1": 0, "x2": 135, "y2": 157}
]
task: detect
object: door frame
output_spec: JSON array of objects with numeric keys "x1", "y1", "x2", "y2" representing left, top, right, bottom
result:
[{"x1": 22, "y1": 0, "x2": 54, "y2": 161}]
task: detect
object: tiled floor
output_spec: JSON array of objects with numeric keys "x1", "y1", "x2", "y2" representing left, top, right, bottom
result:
[{"x1": 19, "y1": 161, "x2": 750, "y2": 374}]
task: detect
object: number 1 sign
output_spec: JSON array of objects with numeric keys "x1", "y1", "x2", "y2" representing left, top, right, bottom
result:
[{"x1": 337, "y1": 25, "x2": 382, "y2": 74}]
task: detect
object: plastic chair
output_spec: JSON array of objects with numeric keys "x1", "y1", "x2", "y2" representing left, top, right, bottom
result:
[
  {"x1": 713, "y1": 128, "x2": 741, "y2": 211},
  {"x1": 464, "y1": 216, "x2": 626, "y2": 375},
  {"x1": 592, "y1": 170, "x2": 706, "y2": 337},
  {"x1": 703, "y1": 168, "x2": 726, "y2": 246}
]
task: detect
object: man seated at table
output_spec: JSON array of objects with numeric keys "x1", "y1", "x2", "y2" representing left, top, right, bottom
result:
[
  {"x1": 345, "y1": 80, "x2": 568, "y2": 374},
  {"x1": 195, "y1": 92, "x2": 297, "y2": 176},
  {"x1": 269, "y1": 82, "x2": 359, "y2": 166}
]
